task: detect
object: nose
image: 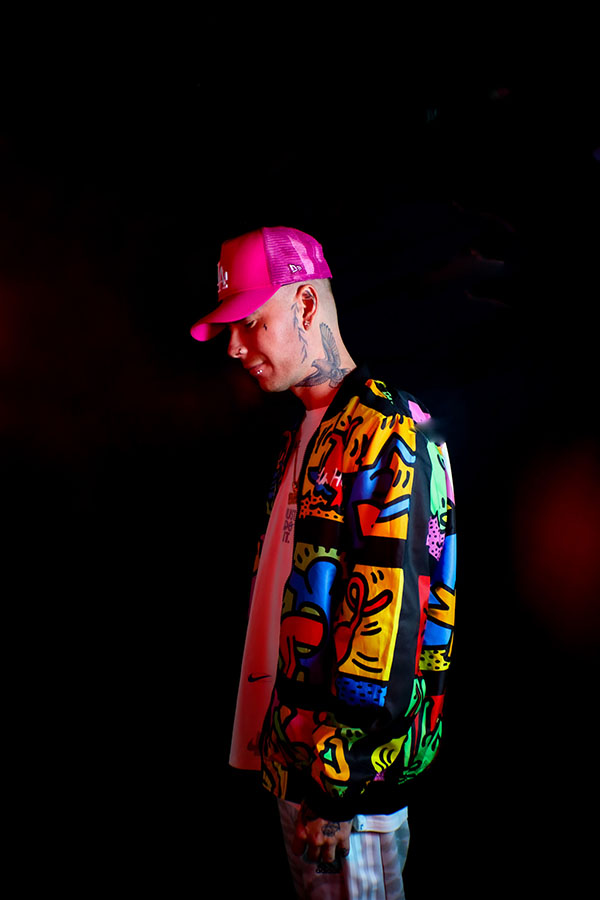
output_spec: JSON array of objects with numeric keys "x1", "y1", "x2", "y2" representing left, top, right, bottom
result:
[{"x1": 227, "y1": 325, "x2": 246, "y2": 359}]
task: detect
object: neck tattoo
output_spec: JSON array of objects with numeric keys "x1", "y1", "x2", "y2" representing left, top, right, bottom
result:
[{"x1": 295, "y1": 323, "x2": 349, "y2": 388}]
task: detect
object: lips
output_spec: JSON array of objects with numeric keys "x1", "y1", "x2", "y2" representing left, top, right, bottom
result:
[{"x1": 246, "y1": 362, "x2": 266, "y2": 377}]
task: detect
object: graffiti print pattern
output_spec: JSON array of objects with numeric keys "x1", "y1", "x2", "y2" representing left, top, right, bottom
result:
[{"x1": 259, "y1": 371, "x2": 457, "y2": 812}]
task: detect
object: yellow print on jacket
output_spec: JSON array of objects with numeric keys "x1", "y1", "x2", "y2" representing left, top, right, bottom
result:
[
  {"x1": 371, "y1": 734, "x2": 408, "y2": 773},
  {"x1": 366, "y1": 379, "x2": 394, "y2": 402},
  {"x1": 300, "y1": 404, "x2": 417, "y2": 534},
  {"x1": 313, "y1": 720, "x2": 350, "y2": 785},
  {"x1": 334, "y1": 565, "x2": 404, "y2": 685},
  {"x1": 349, "y1": 411, "x2": 417, "y2": 544}
]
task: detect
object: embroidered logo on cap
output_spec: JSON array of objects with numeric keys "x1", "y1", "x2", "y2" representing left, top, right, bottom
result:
[
  {"x1": 217, "y1": 263, "x2": 228, "y2": 293},
  {"x1": 288, "y1": 263, "x2": 303, "y2": 274}
]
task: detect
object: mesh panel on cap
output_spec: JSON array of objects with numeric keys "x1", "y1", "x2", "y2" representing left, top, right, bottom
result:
[{"x1": 263, "y1": 227, "x2": 330, "y2": 285}]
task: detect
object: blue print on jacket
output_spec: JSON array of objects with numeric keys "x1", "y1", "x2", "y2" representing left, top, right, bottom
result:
[
  {"x1": 348, "y1": 430, "x2": 415, "y2": 550},
  {"x1": 280, "y1": 556, "x2": 340, "y2": 684}
]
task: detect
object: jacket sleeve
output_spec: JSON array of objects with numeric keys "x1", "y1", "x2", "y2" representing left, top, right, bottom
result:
[{"x1": 301, "y1": 409, "x2": 457, "y2": 820}]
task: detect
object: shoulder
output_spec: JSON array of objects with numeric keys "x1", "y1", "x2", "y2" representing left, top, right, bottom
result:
[
  {"x1": 360, "y1": 377, "x2": 431, "y2": 423},
  {"x1": 338, "y1": 367, "x2": 432, "y2": 427}
]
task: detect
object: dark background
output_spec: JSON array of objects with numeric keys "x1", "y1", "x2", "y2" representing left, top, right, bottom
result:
[{"x1": 3, "y1": 73, "x2": 598, "y2": 897}]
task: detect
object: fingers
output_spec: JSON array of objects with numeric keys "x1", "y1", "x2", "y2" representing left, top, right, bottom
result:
[
  {"x1": 306, "y1": 839, "x2": 349, "y2": 865},
  {"x1": 291, "y1": 821, "x2": 308, "y2": 857},
  {"x1": 304, "y1": 839, "x2": 334, "y2": 864},
  {"x1": 318, "y1": 841, "x2": 343, "y2": 865},
  {"x1": 292, "y1": 812, "x2": 352, "y2": 864}
]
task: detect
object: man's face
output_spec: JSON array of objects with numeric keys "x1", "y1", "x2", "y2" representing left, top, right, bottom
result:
[{"x1": 226, "y1": 285, "x2": 306, "y2": 393}]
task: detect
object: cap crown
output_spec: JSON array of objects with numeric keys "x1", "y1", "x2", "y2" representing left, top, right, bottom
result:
[{"x1": 218, "y1": 226, "x2": 331, "y2": 303}]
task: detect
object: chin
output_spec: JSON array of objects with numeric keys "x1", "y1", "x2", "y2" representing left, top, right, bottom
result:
[
  {"x1": 258, "y1": 371, "x2": 294, "y2": 394},
  {"x1": 260, "y1": 381, "x2": 288, "y2": 394}
]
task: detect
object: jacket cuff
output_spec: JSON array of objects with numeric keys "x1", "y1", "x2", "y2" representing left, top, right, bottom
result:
[{"x1": 302, "y1": 787, "x2": 360, "y2": 823}]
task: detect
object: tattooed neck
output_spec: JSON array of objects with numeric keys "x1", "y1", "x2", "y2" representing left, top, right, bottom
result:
[{"x1": 295, "y1": 323, "x2": 349, "y2": 388}]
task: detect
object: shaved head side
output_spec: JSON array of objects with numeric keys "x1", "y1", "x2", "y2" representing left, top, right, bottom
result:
[
  {"x1": 227, "y1": 274, "x2": 355, "y2": 410},
  {"x1": 277, "y1": 278, "x2": 337, "y2": 328},
  {"x1": 273, "y1": 278, "x2": 333, "y2": 307}
]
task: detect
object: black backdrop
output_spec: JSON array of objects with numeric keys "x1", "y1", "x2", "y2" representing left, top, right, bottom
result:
[{"x1": 3, "y1": 77, "x2": 598, "y2": 897}]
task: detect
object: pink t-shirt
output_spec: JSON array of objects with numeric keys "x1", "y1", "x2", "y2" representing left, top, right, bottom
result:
[{"x1": 229, "y1": 406, "x2": 328, "y2": 770}]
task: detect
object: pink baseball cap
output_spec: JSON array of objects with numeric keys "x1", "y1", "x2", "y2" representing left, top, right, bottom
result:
[{"x1": 190, "y1": 226, "x2": 332, "y2": 341}]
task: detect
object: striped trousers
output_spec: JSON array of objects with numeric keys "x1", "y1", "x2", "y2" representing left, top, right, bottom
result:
[{"x1": 278, "y1": 800, "x2": 410, "y2": 900}]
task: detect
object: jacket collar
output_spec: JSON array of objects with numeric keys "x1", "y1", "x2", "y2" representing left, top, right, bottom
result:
[
  {"x1": 285, "y1": 363, "x2": 371, "y2": 436},
  {"x1": 322, "y1": 362, "x2": 371, "y2": 419}
]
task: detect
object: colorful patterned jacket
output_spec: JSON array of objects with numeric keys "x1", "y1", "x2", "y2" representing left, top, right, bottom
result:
[{"x1": 258, "y1": 364, "x2": 457, "y2": 821}]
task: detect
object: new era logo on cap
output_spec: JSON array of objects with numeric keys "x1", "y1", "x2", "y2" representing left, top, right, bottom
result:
[{"x1": 289, "y1": 263, "x2": 303, "y2": 274}]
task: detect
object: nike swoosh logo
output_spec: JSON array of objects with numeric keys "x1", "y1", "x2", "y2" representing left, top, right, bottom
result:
[{"x1": 248, "y1": 673, "x2": 271, "y2": 682}]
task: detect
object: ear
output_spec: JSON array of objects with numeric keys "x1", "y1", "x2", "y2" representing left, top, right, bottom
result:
[{"x1": 295, "y1": 284, "x2": 318, "y2": 330}]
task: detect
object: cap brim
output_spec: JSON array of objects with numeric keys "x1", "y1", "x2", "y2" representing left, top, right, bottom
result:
[{"x1": 190, "y1": 285, "x2": 278, "y2": 342}]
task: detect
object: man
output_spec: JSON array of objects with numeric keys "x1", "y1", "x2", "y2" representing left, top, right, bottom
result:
[{"x1": 191, "y1": 226, "x2": 456, "y2": 899}]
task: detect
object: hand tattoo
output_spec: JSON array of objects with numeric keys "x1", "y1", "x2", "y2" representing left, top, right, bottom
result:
[
  {"x1": 300, "y1": 803, "x2": 341, "y2": 838},
  {"x1": 295, "y1": 324, "x2": 349, "y2": 388}
]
